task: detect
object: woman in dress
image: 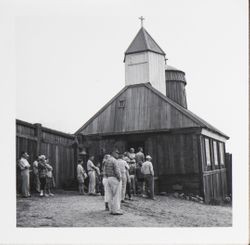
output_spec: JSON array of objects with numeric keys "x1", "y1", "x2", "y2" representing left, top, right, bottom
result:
[
  {"x1": 77, "y1": 159, "x2": 87, "y2": 195},
  {"x1": 18, "y1": 152, "x2": 31, "y2": 198}
]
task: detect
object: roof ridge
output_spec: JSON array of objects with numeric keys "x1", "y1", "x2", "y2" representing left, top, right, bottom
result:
[{"x1": 142, "y1": 27, "x2": 150, "y2": 49}]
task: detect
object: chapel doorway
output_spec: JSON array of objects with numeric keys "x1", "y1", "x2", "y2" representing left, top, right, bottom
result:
[{"x1": 127, "y1": 141, "x2": 145, "y2": 153}]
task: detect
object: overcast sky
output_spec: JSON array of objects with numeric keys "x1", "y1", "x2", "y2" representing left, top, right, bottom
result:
[
  {"x1": 14, "y1": 0, "x2": 247, "y2": 155},
  {"x1": 0, "y1": 0, "x2": 248, "y2": 243}
]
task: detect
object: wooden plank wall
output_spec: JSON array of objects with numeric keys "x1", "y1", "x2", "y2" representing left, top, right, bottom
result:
[
  {"x1": 147, "y1": 52, "x2": 166, "y2": 95},
  {"x1": 165, "y1": 80, "x2": 187, "y2": 108},
  {"x1": 79, "y1": 131, "x2": 229, "y2": 202},
  {"x1": 80, "y1": 131, "x2": 202, "y2": 195},
  {"x1": 199, "y1": 135, "x2": 228, "y2": 203},
  {"x1": 81, "y1": 85, "x2": 199, "y2": 135},
  {"x1": 16, "y1": 120, "x2": 77, "y2": 192},
  {"x1": 225, "y1": 153, "x2": 232, "y2": 196},
  {"x1": 202, "y1": 170, "x2": 227, "y2": 203},
  {"x1": 145, "y1": 133, "x2": 201, "y2": 194}
]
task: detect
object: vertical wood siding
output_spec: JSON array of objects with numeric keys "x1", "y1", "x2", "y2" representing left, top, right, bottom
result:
[
  {"x1": 16, "y1": 120, "x2": 77, "y2": 191},
  {"x1": 81, "y1": 132, "x2": 202, "y2": 195},
  {"x1": 199, "y1": 135, "x2": 228, "y2": 203},
  {"x1": 81, "y1": 85, "x2": 199, "y2": 135},
  {"x1": 165, "y1": 81, "x2": 187, "y2": 108},
  {"x1": 202, "y1": 170, "x2": 227, "y2": 203},
  {"x1": 125, "y1": 52, "x2": 149, "y2": 86},
  {"x1": 125, "y1": 52, "x2": 165, "y2": 95},
  {"x1": 148, "y1": 52, "x2": 166, "y2": 95},
  {"x1": 145, "y1": 133, "x2": 200, "y2": 194}
]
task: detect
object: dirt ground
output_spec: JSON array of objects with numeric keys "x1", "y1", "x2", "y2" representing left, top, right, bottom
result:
[{"x1": 16, "y1": 191, "x2": 232, "y2": 227}]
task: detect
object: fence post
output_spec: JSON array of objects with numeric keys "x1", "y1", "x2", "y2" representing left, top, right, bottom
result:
[
  {"x1": 34, "y1": 123, "x2": 42, "y2": 156},
  {"x1": 225, "y1": 153, "x2": 232, "y2": 196},
  {"x1": 73, "y1": 136, "x2": 79, "y2": 181}
]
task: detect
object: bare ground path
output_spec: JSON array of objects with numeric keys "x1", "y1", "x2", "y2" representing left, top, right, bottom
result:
[{"x1": 16, "y1": 191, "x2": 232, "y2": 227}]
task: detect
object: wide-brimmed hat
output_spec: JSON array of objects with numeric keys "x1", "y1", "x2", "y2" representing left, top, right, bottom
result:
[
  {"x1": 38, "y1": 155, "x2": 46, "y2": 160},
  {"x1": 23, "y1": 152, "x2": 29, "y2": 158},
  {"x1": 146, "y1": 155, "x2": 152, "y2": 160}
]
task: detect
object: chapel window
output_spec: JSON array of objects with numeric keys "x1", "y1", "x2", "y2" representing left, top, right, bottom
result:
[
  {"x1": 219, "y1": 142, "x2": 225, "y2": 166},
  {"x1": 205, "y1": 138, "x2": 211, "y2": 166},
  {"x1": 213, "y1": 141, "x2": 219, "y2": 166},
  {"x1": 118, "y1": 99, "x2": 126, "y2": 108}
]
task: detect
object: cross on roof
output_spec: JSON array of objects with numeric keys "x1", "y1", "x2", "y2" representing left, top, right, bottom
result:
[{"x1": 139, "y1": 16, "x2": 145, "y2": 27}]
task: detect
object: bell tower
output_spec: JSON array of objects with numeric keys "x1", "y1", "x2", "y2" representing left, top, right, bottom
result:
[{"x1": 124, "y1": 18, "x2": 166, "y2": 95}]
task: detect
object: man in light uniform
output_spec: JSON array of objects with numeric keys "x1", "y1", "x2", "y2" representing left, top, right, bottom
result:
[
  {"x1": 102, "y1": 154, "x2": 111, "y2": 210},
  {"x1": 117, "y1": 153, "x2": 129, "y2": 203},
  {"x1": 18, "y1": 152, "x2": 31, "y2": 198},
  {"x1": 141, "y1": 155, "x2": 155, "y2": 200},
  {"x1": 103, "y1": 150, "x2": 122, "y2": 215},
  {"x1": 87, "y1": 156, "x2": 99, "y2": 195}
]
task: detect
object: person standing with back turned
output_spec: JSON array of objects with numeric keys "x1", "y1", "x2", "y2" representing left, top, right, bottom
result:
[
  {"x1": 135, "y1": 147, "x2": 145, "y2": 195},
  {"x1": 103, "y1": 150, "x2": 122, "y2": 215},
  {"x1": 141, "y1": 155, "x2": 155, "y2": 200}
]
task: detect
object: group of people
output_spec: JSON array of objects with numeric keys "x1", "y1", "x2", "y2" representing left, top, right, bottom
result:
[
  {"x1": 17, "y1": 152, "x2": 55, "y2": 198},
  {"x1": 77, "y1": 147, "x2": 155, "y2": 215},
  {"x1": 18, "y1": 147, "x2": 155, "y2": 215}
]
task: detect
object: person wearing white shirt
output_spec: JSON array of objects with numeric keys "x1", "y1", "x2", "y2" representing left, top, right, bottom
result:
[
  {"x1": 117, "y1": 153, "x2": 129, "y2": 203},
  {"x1": 18, "y1": 152, "x2": 31, "y2": 198},
  {"x1": 141, "y1": 155, "x2": 155, "y2": 200},
  {"x1": 102, "y1": 154, "x2": 111, "y2": 210}
]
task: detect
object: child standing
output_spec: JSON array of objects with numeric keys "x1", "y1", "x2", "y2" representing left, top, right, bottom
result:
[
  {"x1": 45, "y1": 158, "x2": 54, "y2": 196},
  {"x1": 77, "y1": 160, "x2": 87, "y2": 195},
  {"x1": 38, "y1": 155, "x2": 47, "y2": 197}
]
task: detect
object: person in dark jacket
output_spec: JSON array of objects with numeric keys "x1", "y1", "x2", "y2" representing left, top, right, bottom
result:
[{"x1": 135, "y1": 147, "x2": 145, "y2": 195}]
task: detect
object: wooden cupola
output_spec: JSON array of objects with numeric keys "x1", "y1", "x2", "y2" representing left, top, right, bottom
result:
[
  {"x1": 165, "y1": 65, "x2": 188, "y2": 108},
  {"x1": 124, "y1": 26, "x2": 166, "y2": 95}
]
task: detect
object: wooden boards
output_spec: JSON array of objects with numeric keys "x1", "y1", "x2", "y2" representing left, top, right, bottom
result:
[
  {"x1": 16, "y1": 120, "x2": 77, "y2": 191},
  {"x1": 81, "y1": 85, "x2": 199, "y2": 135}
]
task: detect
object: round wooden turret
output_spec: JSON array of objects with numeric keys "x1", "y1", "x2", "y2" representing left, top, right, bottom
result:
[{"x1": 165, "y1": 65, "x2": 187, "y2": 108}]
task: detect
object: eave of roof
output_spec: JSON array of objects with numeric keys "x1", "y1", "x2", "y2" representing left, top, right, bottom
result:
[{"x1": 75, "y1": 83, "x2": 229, "y2": 139}]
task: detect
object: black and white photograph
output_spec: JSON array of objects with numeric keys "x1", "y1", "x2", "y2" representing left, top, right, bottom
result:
[{"x1": 0, "y1": 0, "x2": 248, "y2": 244}]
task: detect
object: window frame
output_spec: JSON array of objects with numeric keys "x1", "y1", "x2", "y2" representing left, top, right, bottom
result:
[
  {"x1": 118, "y1": 99, "x2": 126, "y2": 108},
  {"x1": 213, "y1": 140, "x2": 219, "y2": 168},
  {"x1": 219, "y1": 142, "x2": 225, "y2": 167},
  {"x1": 204, "y1": 137, "x2": 211, "y2": 168}
]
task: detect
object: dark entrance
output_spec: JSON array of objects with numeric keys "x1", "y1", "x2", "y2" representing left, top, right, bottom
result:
[{"x1": 127, "y1": 141, "x2": 145, "y2": 153}]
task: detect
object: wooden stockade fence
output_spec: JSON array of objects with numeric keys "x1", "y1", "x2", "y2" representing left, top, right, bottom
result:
[
  {"x1": 225, "y1": 153, "x2": 232, "y2": 197},
  {"x1": 16, "y1": 119, "x2": 78, "y2": 193}
]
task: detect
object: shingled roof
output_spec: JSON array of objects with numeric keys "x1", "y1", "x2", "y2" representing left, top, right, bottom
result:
[{"x1": 125, "y1": 27, "x2": 166, "y2": 56}]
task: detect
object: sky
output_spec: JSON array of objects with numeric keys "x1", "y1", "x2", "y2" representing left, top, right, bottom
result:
[
  {"x1": 0, "y1": 0, "x2": 248, "y2": 243},
  {"x1": 14, "y1": 0, "x2": 247, "y2": 157}
]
